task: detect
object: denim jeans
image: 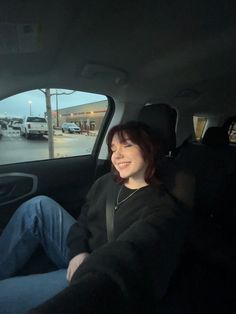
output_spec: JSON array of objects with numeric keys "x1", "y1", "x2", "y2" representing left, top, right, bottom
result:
[{"x1": 0, "y1": 195, "x2": 76, "y2": 314}]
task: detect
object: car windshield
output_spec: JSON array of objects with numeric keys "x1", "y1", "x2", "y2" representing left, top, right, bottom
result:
[{"x1": 27, "y1": 117, "x2": 47, "y2": 123}]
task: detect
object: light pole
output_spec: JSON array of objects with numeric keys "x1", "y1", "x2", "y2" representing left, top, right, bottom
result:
[
  {"x1": 55, "y1": 89, "x2": 59, "y2": 127},
  {"x1": 28, "y1": 100, "x2": 32, "y2": 115}
]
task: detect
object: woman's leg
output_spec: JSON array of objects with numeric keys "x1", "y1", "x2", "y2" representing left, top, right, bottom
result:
[
  {"x1": 0, "y1": 196, "x2": 76, "y2": 279},
  {"x1": 0, "y1": 269, "x2": 68, "y2": 314}
]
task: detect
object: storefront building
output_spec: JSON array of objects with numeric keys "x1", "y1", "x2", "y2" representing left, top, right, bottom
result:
[{"x1": 52, "y1": 100, "x2": 108, "y2": 131}]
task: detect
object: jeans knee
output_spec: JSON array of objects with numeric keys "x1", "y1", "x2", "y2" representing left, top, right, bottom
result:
[
  {"x1": 18, "y1": 195, "x2": 56, "y2": 219},
  {"x1": 32, "y1": 195, "x2": 53, "y2": 206}
]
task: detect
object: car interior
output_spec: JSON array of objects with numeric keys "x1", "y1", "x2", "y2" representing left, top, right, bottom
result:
[{"x1": 0, "y1": 0, "x2": 235, "y2": 313}]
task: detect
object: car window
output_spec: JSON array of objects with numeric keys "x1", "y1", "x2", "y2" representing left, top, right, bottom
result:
[
  {"x1": 193, "y1": 116, "x2": 208, "y2": 141},
  {"x1": 0, "y1": 89, "x2": 108, "y2": 165},
  {"x1": 228, "y1": 121, "x2": 236, "y2": 144},
  {"x1": 27, "y1": 117, "x2": 47, "y2": 123}
]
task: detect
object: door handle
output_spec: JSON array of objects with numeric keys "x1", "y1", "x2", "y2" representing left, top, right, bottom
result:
[{"x1": 0, "y1": 173, "x2": 38, "y2": 206}]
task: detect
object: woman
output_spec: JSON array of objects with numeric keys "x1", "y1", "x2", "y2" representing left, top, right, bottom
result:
[{"x1": 0, "y1": 121, "x2": 191, "y2": 314}]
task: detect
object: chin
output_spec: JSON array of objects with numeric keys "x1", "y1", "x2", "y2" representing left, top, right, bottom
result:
[
  {"x1": 118, "y1": 171, "x2": 130, "y2": 179},
  {"x1": 119, "y1": 174, "x2": 128, "y2": 179}
]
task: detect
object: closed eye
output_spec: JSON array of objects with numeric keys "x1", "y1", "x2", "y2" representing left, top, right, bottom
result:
[
  {"x1": 122, "y1": 139, "x2": 134, "y2": 147},
  {"x1": 123, "y1": 143, "x2": 132, "y2": 147}
]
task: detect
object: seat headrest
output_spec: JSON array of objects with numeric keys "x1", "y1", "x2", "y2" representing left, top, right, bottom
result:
[
  {"x1": 202, "y1": 127, "x2": 229, "y2": 147},
  {"x1": 138, "y1": 104, "x2": 177, "y2": 155}
]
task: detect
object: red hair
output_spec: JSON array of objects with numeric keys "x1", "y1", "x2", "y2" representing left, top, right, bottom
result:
[{"x1": 106, "y1": 121, "x2": 161, "y2": 185}]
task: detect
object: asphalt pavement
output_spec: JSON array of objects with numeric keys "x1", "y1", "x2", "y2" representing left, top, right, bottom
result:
[{"x1": 0, "y1": 129, "x2": 97, "y2": 165}]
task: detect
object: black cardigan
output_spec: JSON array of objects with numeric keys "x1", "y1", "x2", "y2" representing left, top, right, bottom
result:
[{"x1": 30, "y1": 173, "x2": 193, "y2": 314}]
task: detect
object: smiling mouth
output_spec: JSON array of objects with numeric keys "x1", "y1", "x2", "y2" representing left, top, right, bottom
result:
[{"x1": 117, "y1": 161, "x2": 131, "y2": 169}]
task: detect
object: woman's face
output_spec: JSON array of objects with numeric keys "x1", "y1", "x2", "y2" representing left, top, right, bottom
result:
[{"x1": 111, "y1": 133, "x2": 148, "y2": 184}]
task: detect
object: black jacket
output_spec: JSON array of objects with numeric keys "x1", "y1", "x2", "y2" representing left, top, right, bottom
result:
[
  {"x1": 66, "y1": 173, "x2": 176, "y2": 258},
  {"x1": 30, "y1": 173, "x2": 193, "y2": 314}
]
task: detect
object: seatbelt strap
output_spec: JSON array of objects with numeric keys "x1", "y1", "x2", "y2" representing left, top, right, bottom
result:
[{"x1": 106, "y1": 183, "x2": 118, "y2": 242}]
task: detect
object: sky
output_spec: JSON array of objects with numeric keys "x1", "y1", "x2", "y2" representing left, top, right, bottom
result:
[{"x1": 0, "y1": 89, "x2": 106, "y2": 118}]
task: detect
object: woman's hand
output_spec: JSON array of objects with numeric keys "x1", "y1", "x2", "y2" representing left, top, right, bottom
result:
[{"x1": 66, "y1": 252, "x2": 89, "y2": 282}]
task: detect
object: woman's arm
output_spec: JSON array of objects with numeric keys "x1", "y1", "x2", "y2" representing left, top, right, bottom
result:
[{"x1": 66, "y1": 176, "x2": 104, "y2": 259}]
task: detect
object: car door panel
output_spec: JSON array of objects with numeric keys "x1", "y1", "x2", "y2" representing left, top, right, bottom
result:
[
  {"x1": 0, "y1": 155, "x2": 97, "y2": 231},
  {"x1": 0, "y1": 173, "x2": 38, "y2": 206}
]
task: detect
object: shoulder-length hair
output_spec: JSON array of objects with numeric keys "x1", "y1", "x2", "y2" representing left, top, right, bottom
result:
[{"x1": 106, "y1": 121, "x2": 161, "y2": 185}]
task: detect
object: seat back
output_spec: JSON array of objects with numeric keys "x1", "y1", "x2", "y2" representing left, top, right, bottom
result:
[
  {"x1": 202, "y1": 126, "x2": 229, "y2": 147},
  {"x1": 138, "y1": 103, "x2": 195, "y2": 208},
  {"x1": 138, "y1": 104, "x2": 197, "y2": 311},
  {"x1": 138, "y1": 103, "x2": 177, "y2": 156}
]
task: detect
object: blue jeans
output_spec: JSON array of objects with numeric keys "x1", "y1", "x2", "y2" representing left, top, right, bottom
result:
[{"x1": 0, "y1": 195, "x2": 76, "y2": 314}]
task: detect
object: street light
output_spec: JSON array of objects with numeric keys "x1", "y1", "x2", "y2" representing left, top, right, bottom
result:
[
  {"x1": 55, "y1": 89, "x2": 59, "y2": 127},
  {"x1": 28, "y1": 100, "x2": 32, "y2": 115}
]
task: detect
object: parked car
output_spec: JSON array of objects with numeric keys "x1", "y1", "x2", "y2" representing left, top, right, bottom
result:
[
  {"x1": 20, "y1": 116, "x2": 48, "y2": 139},
  {"x1": 11, "y1": 120, "x2": 22, "y2": 130},
  {"x1": 8, "y1": 121, "x2": 13, "y2": 128},
  {"x1": 61, "y1": 122, "x2": 81, "y2": 134},
  {"x1": 0, "y1": 120, "x2": 7, "y2": 130}
]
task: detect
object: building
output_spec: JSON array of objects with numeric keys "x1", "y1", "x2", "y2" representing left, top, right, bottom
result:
[{"x1": 53, "y1": 100, "x2": 108, "y2": 131}]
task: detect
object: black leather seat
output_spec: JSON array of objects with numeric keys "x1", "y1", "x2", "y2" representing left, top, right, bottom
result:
[
  {"x1": 138, "y1": 103, "x2": 195, "y2": 209},
  {"x1": 173, "y1": 126, "x2": 236, "y2": 313},
  {"x1": 138, "y1": 111, "x2": 235, "y2": 313},
  {"x1": 138, "y1": 104, "x2": 200, "y2": 313},
  {"x1": 202, "y1": 126, "x2": 229, "y2": 146}
]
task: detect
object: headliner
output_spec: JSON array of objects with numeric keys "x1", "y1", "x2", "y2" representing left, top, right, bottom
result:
[{"x1": 0, "y1": 0, "x2": 235, "y2": 112}]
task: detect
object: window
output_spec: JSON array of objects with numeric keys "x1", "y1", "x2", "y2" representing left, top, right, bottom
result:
[
  {"x1": 193, "y1": 116, "x2": 208, "y2": 141},
  {"x1": 0, "y1": 89, "x2": 108, "y2": 165},
  {"x1": 26, "y1": 117, "x2": 47, "y2": 123},
  {"x1": 228, "y1": 121, "x2": 236, "y2": 144}
]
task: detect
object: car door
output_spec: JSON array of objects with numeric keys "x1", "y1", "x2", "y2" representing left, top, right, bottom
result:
[{"x1": 0, "y1": 90, "x2": 113, "y2": 232}]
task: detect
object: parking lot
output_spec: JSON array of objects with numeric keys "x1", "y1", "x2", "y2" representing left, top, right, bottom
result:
[{"x1": 0, "y1": 129, "x2": 97, "y2": 164}]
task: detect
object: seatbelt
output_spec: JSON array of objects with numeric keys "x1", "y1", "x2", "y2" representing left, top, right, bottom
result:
[{"x1": 106, "y1": 183, "x2": 118, "y2": 242}]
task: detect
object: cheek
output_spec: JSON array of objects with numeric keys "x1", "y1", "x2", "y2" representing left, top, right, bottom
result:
[
  {"x1": 133, "y1": 150, "x2": 145, "y2": 164},
  {"x1": 111, "y1": 154, "x2": 116, "y2": 166},
  {"x1": 136, "y1": 155, "x2": 147, "y2": 169}
]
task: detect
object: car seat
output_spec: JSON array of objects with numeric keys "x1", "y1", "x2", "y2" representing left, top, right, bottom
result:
[
  {"x1": 138, "y1": 103, "x2": 195, "y2": 209},
  {"x1": 174, "y1": 126, "x2": 236, "y2": 314}
]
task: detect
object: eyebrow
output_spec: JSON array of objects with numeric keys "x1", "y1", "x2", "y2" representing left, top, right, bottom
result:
[{"x1": 111, "y1": 138, "x2": 130, "y2": 146}]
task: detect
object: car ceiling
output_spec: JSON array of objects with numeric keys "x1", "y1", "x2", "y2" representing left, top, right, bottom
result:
[{"x1": 0, "y1": 0, "x2": 235, "y2": 114}]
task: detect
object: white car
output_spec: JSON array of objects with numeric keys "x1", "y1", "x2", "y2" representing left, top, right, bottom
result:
[
  {"x1": 61, "y1": 122, "x2": 81, "y2": 134},
  {"x1": 12, "y1": 120, "x2": 22, "y2": 130},
  {"x1": 20, "y1": 116, "x2": 48, "y2": 139}
]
